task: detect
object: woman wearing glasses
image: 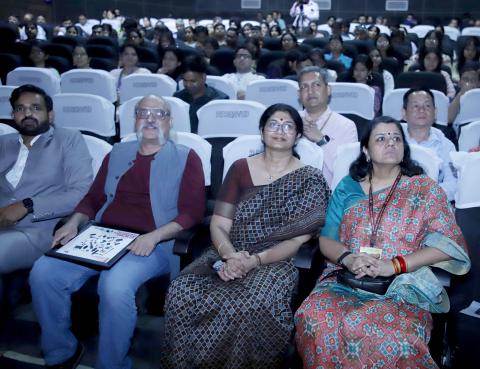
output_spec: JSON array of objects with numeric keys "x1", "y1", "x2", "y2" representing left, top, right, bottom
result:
[{"x1": 162, "y1": 104, "x2": 331, "y2": 369}]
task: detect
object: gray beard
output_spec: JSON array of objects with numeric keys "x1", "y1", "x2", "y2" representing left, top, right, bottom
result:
[{"x1": 135, "y1": 122, "x2": 167, "y2": 146}]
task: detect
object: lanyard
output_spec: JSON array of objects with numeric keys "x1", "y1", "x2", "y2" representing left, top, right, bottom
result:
[{"x1": 368, "y1": 172, "x2": 402, "y2": 247}]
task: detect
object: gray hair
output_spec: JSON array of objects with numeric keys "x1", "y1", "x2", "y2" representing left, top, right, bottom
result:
[
  {"x1": 134, "y1": 95, "x2": 171, "y2": 117},
  {"x1": 297, "y1": 66, "x2": 330, "y2": 85}
]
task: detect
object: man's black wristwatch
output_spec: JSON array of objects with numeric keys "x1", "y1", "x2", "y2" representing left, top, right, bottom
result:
[
  {"x1": 316, "y1": 135, "x2": 330, "y2": 147},
  {"x1": 22, "y1": 198, "x2": 34, "y2": 214}
]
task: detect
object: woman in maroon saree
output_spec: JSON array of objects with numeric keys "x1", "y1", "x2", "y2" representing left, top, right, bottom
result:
[{"x1": 162, "y1": 104, "x2": 330, "y2": 368}]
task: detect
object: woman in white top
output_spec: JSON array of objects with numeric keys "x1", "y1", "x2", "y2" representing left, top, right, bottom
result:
[
  {"x1": 109, "y1": 44, "x2": 151, "y2": 91},
  {"x1": 369, "y1": 48, "x2": 394, "y2": 95}
]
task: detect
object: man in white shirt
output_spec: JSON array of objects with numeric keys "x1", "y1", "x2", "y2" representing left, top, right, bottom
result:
[
  {"x1": 0, "y1": 84, "x2": 92, "y2": 306},
  {"x1": 298, "y1": 66, "x2": 358, "y2": 186},
  {"x1": 289, "y1": 0, "x2": 319, "y2": 32},
  {"x1": 402, "y1": 87, "x2": 457, "y2": 201},
  {"x1": 223, "y1": 46, "x2": 265, "y2": 100}
]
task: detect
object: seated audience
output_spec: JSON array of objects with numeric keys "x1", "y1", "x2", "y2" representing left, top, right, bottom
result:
[
  {"x1": 408, "y1": 30, "x2": 452, "y2": 71},
  {"x1": 347, "y1": 54, "x2": 383, "y2": 116},
  {"x1": 197, "y1": 37, "x2": 219, "y2": 63},
  {"x1": 125, "y1": 29, "x2": 156, "y2": 51},
  {"x1": 402, "y1": 88, "x2": 457, "y2": 201},
  {"x1": 110, "y1": 44, "x2": 151, "y2": 92},
  {"x1": 72, "y1": 45, "x2": 91, "y2": 69},
  {"x1": 448, "y1": 63, "x2": 480, "y2": 125},
  {"x1": 30, "y1": 95, "x2": 205, "y2": 369},
  {"x1": 28, "y1": 41, "x2": 60, "y2": 78},
  {"x1": 295, "y1": 115, "x2": 470, "y2": 368},
  {"x1": 162, "y1": 103, "x2": 330, "y2": 368},
  {"x1": 280, "y1": 31, "x2": 299, "y2": 51},
  {"x1": 225, "y1": 27, "x2": 239, "y2": 49},
  {"x1": 413, "y1": 48, "x2": 455, "y2": 99},
  {"x1": 324, "y1": 35, "x2": 352, "y2": 70},
  {"x1": 298, "y1": 66, "x2": 358, "y2": 185},
  {"x1": 269, "y1": 24, "x2": 282, "y2": 38},
  {"x1": 213, "y1": 23, "x2": 227, "y2": 46},
  {"x1": 0, "y1": 85, "x2": 92, "y2": 308},
  {"x1": 223, "y1": 46, "x2": 265, "y2": 99},
  {"x1": 369, "y1": 47, "x2": 395, "y2": 94},
  {"x1": 174, "y1": 55, "x2": 229, "y2": 133},
  {"x1": 157, "y1": 46, "x2": 184, "y2": 81},
  {"x1": 454, "y1": 37, "x2": 480, "y2": 81}
]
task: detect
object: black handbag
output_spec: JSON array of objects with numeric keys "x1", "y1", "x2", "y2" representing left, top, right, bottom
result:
[{"x1": 337, "y1": 269, "x2": 395, "y2": 295}]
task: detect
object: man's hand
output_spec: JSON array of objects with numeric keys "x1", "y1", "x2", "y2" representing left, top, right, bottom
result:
[
  {"x1": 302, "y1": 117, "x2": 324, "y2": 143},
  {"x1": 51, "y1": 222, "x2": 79, "y2": 248},
  {"x1": 0, "y1": 202, "x2": 28, "y2": 228},
  {"x1": 127, "y1": 232, "x2": 159, "y2": 257}
]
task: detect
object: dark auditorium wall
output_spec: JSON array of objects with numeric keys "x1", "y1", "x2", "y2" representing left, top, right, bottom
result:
[{"x1": 3, "y1": 0, "x2": 480, "y2": 24}]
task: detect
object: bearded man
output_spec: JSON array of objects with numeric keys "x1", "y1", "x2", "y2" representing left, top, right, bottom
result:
[{"x1": 29, "y1": 95, "x2": 205, "y2": 369}]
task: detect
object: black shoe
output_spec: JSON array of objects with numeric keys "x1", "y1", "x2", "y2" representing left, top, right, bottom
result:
[{"x1": 45, "y1": 343, "x2": 84, "y2": 369}]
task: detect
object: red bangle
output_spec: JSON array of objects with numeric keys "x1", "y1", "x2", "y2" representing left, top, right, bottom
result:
[{"x1": 396, "y1": 255, "x2": 407, "y2": 273}]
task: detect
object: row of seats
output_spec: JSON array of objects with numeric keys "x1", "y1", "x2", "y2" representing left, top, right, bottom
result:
[{"x1": 2, "y1": 121, "x2": 478, "y2": 210}]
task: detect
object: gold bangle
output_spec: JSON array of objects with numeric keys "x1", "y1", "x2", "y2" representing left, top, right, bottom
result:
[
  {"x1": 392, "y1": 257, "x2": 401, "y2": 274},
  {"x1": 253, "y1": 253, "x2": 262, "y2": 267}
]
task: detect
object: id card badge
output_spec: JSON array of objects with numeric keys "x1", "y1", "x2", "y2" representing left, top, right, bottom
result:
[{"x1": 360, "y1": 246, "x2": 382, "y2": 257}]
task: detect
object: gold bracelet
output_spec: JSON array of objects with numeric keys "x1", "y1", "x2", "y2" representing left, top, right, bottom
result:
[
  {"x1": 392, "y1": 257, "x2": 401, "y2": 274},
  {"x1": 253, "y1": 253, "x2": 262, "y2": 267}
]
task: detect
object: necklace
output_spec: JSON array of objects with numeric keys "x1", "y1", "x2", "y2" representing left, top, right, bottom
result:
[
  {"x1": 264, "y1": 155, "x2": 294, "y2": 181},
  {"x1": 368, "y1": 172, "x2": 402, "y2": 247}
]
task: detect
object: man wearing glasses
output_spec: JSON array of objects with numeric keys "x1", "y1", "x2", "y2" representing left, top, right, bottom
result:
[
  {"x1": 30, "y1": 95, "x2": 205, "y2": 369},
  {"x1": 298, "y1": 66, "x2": 358, "y2": 186},
  {"x1": 223, "y1": 46, "x2": 265, "y2": 100}
]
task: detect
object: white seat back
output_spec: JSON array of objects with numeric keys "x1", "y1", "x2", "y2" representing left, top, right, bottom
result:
[
  {"x1": 451, "y1": 152, "x2": 480, "y2": 208},
  {"x1": 377, "y1": 25, "x2": 391, "y2": 36},
  {"x1": 53, "y1": 93, "x2": 115, "y2": 137},
  {"x1": 329, "y1": 82, "x2": 375, "y2": 119},
  {"x1": 122, "y1": 132, "x2": 212, "y2": 186},
  {"x1": 118, "y1": 96, "x2": 191, "y2": 138},
  {"x1": 455, "y1": 88, "x2": 480, "y2": 127},
  {"x1": 119, "y1": 74, "x2": 176, "y2": 104},
  {"x1": 7, "y1": 67, "x2": 60, "y2": 97},
  {"x1": 197, "y1": 100, "x2": 266, "y2": 138},
  {"x1": 409, "y1": 25, "x2": 434, "y2": 38},
  {"x1": 0, "y1": 122, "x2": 17, "y2": 135},
  {"x1": 444, "y1": 26, "x2": 460, "y2": 41},
  {"x1": 331, "y1": 141, "x2": 441, "y2": 190},
  {"x1": 82, "y1": 134, "x2": 112, "y2": 175},
  {"x1": 0, "y1": 86, "x2": 16, "y2": 119},
  {"x1": 458, "y1": 121, "x2": 480, "y2": 152},
  {"x1": 245, "y1": 79, "x2": 301, "y2": 110},
  {"x1": 222, "y1": 135, "x2": 323, "y2": 180},
  {"x1": 461, "y1": 27, "x2": 480, "y2": 37},
  {"x1": 206, "y1": 76, "x2": 236, "y2": 100},
  {"x1": 382, "y1": 88, "x2": 449, "y2": 125},
  {"x1": 61, "y1": 69, "x2": 117, "y2": 102},
  {"x1": 317, "y1": 24, "x2": 333, "y2": 35}
]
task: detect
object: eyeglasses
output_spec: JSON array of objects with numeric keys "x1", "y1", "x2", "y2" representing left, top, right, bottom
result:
[
  {"x1": 13, "y1": 105, "x2": 44, "y2": 114},
  {"x1": 265, "y1": 120, "x2": 296, "y2": 134},
  {"x1": 135, "y1": 108, "x2": 170, "y2": 120}
]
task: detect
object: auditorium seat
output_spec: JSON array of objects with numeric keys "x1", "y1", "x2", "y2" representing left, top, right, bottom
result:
[
  {"x1": 119, "y1": 74, "x2": 176, "y2": 104},
  {"x1": 329, "y1": 82, "x2": 375, "y2": 139},
  {"x1": 60, "y1": 69, "x2": 117, "y2": 102},
  {"x1": 245, "y1": 79, "x2": 301, "y2": 110},
  {"x1": 7, "y1": 67, "x2": 61, "y2": 96},
  {"x1": 458, "y1": 121, "x2": 480, "y2": 152},
  {"x1": 52, "y1": 93, "x2": 115, "y2": 139}
]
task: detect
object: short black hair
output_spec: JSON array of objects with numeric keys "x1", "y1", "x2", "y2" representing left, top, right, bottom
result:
[
  {"x1": 349, "y1": 116, "x2": 424, "y2": 181},
  {"x1": 402, "y1": 87, "x2": 435, "y2": 109},
  {"x1": 10, "y1": 84, "x2": 53, "y2": 112},
  {"x1": 183, "y1": 54, "x2": 208, "y2": 74}
]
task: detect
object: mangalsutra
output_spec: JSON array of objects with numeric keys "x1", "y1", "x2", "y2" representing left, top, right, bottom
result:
[{"x1": 264, "y1": 156, "x2": 294, "y2": 181}]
